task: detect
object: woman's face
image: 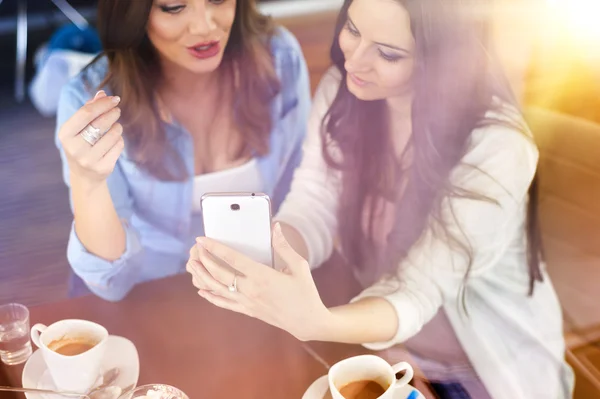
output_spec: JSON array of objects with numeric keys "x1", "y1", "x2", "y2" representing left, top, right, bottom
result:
[
  {"x1": 148, "y1": 0, "x2": 236, "y2": 75},
  {"x1": 339, "y1": 0, "x2": 416, "y2": 101}
]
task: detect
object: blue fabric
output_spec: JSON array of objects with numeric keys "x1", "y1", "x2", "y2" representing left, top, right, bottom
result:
[
  {"x1": 48, "y1": 23, "x2": 102, "y2": 54},
  {"x1": 30, "y1": 24, "x2": 100, "y2": 117},
  {"x1": 56, "y1": 27, "x2": 311, "y2": 301}
]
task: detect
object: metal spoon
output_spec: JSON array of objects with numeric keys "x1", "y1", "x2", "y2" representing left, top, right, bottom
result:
[
  {"x1": 89, "y1": 368, "x2": 121, "y2": 396},
  {"x1": 0, "y1": 368, "x2": 129, "y2": 399},
  {"x1": 0, "y1": 385, "x2": 122, "y2": 398}
]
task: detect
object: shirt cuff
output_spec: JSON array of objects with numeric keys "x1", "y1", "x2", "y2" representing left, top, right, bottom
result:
[{"x1": 67, "y1": 219, "x2": 142, "y2": 290}]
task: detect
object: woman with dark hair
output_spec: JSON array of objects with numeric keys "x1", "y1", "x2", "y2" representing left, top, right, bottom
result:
[
  {"x1": 55, "y1": 0, "x2": 310, "y2": 301},
  {"x1": 188, "y1": 0, "x2": 574, "y2": 397}
]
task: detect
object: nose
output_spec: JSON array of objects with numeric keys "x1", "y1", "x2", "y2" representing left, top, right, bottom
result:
[
  {"x1": 344, "y1": 42, "x2": 371, "y2": 74},
  {"x1": 189, "y1": 3, "x2": 216, "y2": 36}
]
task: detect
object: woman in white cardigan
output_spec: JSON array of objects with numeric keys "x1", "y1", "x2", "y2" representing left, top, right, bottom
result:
[{"x1": 187, "y1": 0, "x2": 574, "y2": 397}]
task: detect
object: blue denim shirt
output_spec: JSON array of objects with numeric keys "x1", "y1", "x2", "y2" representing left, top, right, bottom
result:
[{"x1": 55, "y1": 28, "x2": 311, "y2": 301}]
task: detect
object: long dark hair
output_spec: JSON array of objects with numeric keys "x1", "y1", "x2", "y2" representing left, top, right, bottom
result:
[
  {"x1": 94, "y1": 0, "x2": 280, "y2": 180},
  {"x1": 323, "y1": 0, "x2": 543, "y2": 296}
]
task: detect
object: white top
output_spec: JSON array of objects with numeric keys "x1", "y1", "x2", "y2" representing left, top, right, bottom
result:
[
  {"x1": 275, "y1": 68, "x2": 574, "y2": 399},
  {"x1": 192, "y1": 159, "x2": 263, "y2": 213}
]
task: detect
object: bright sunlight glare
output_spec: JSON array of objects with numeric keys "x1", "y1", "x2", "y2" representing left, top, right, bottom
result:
[{"x1": 547, "y1": 0, "x2": 600, "y2": 40}]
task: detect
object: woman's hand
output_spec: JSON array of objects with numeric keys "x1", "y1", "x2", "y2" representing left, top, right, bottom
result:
[
  {"x1": 186, "y1": 223, "x2": 332, "y2": 342},
  {"x1": 58, "y1": 90, "x2": 124, "y2": 193}
]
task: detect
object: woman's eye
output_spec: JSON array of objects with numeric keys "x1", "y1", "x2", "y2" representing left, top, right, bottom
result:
[
  {"x1": 379, "y1": 50, "x2": 404, "y2": 63},
  {"x1": 345, "y1": 21, "x2": 360, "y2": 37},
  {"x1": 159, "y1": 4, "x2": 185, "y2": 14}
]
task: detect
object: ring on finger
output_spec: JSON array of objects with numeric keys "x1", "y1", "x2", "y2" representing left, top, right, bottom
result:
[
  {"x1": 228, "y1": 274, "x2": 238, "y2": 293},
  {"x1": 80, "y1": 123, "x2": 103, "y2": 146}
]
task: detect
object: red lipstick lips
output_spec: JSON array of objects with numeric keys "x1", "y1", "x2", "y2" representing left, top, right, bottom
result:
[{"x1": 187, "y1": 40, "x2": 220, "y2": 60}]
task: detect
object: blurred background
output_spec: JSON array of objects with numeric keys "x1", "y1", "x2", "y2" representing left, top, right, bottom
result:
[{"x1": 0, "y1": 0, "x2": 599, "y2": 396}]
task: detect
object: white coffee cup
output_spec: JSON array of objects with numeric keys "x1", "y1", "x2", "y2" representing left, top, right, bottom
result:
[
  {"x1": 328, "y1": 355, "x2": 414, "y2": 399},
  {"x1": 30, "y1": 319, "x2": 108, "y2": 392}
]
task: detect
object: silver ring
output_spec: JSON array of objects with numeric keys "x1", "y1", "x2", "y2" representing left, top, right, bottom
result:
[
  {"x1": 228, "y1": 275, "x2": 237, "y2": 293},
  {"x1": 80, "y1": 123, "x2": 103, "y2": 146}
]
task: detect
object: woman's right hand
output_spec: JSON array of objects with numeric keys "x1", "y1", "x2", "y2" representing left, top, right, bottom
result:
[{"x1": 58, "y1": 90, "x2": 124, "y2": 192}]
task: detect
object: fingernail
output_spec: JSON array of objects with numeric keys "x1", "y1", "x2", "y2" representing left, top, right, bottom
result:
[
  {"x1": 275, "y1": 223, "x2": 283, "y2": 234},
  {"x1": 94, "y1": 90, "x2": 106, "y2": 99},
  {"x1": 196, "y1": 237, "x2": 205, "y2": 247},
  {"x1": 111, "y1": 96, "x2": 121, "y2": 104}
]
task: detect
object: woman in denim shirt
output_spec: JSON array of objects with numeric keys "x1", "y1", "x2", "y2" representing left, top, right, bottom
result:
[{"x1": 55, "y1": 0, "x2": 310, "y2": 301}]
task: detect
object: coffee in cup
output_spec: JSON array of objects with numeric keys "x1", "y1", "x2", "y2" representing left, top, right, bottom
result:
[
  {"x1": 48, "y1": 336, "x2": 99, "y2": 356},
  {"x1": 31, "y1": 319, "x2": 108, "y2": 392},
  {"x1": 328, "y1": 355, "x2": 414, "y2": 399},
  {"x1": 339, "y1": 379, "x2": 388, "y2": 399}
]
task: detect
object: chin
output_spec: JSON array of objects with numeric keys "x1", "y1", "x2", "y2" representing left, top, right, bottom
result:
[
  {"x1": 346, "y1": 77, "x2": 382, "y2": 101},
  {"x1": 347, "y1": 85, "x2": 379, "y2": 102},
  {"x1": 189, "y1": 59, "x2": 223, "y2": 75}
]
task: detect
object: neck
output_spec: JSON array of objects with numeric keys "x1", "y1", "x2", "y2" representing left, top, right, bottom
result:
[
  {"x1": 386, "y1": 94, "x2": 412, "y2": 123},
  {"x1": 155, "y1": 58, "x2": 228, "y2": 123},
  {"x1": 158, "y1": 58, "x2": 221, "y2": 101},
  {"x1": 386, "y1": 94, "x2": 413, "y2": 159}
]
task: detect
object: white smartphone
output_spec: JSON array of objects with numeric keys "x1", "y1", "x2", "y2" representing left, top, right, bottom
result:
[{"x1": 200, "y1": 192, "x2": 273, "y2": 267}]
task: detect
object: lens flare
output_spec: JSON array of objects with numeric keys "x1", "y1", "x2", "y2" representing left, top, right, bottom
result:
[{"x1": 547, "y1": 0, "x2": 600, "y2": 41}]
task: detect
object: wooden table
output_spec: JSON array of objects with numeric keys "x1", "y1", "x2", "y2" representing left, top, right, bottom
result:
[{"x1": 1, "y1": 256, "x2": 436, "y2": 398}]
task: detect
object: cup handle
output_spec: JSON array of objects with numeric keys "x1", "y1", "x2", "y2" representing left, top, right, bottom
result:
[
  {"x1": 30, "y1": 324, "x2": 47, "y2": 348},
  {"x1": 391, "y1": 361, "x2": 414, "y2": 388}
]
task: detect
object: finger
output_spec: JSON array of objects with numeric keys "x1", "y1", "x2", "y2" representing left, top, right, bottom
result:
[
  {"x1": 191, "y1": 255, "x2": 236, "y2": 298},
  {"x1": 198, "y1": 290, "x2": 251, "y2": 317},
  {"x1": 186, "y1": 257, "x2": 199, "y2": 274},
  {"x1": 197, "y1": 245, "x2": 240, "y2": 286},
  {"x1": 94, "y1": 90, "x2": 107, "y2": 100},
  {"x1": 87, "y1": 122, "x2": 123, "y2": 158},
  {"x1": 186, "y1": 258, "x2": 201, "y2": 277},
  {"x1": 189, "y1": 243, "x2": 200, "y2": 262},
  {"x1": 60, "y1": 95, "x2": 121, "y2": 140},
  {"x1": 188, "y1": 259, "x2": 210, "y2": 287},
  {"x1": 79, "y1": 107, "x2": 122, "y2": 146},
  {"x1": 67, "y1": 107, "x2": 122, "y2": 157},
  {"x1": 192, "y1": 275, "x2": 209, "y2": 291},
  {"x1": 194, "y1": 248, "x2": 246, "y2": 291},
  {"x1": 187, "y1": 247, "x2": 202, "y2": 280},
  {"x1": 95, "y1": 137, "x2": 124, "y2": 173},
  {"x1": 187, "y1": 259, "x2": 209, "y2": 290},
  {"x1": 272, "y1": 223, "x2": 310, "y2": 275},
  {"x1": 85, "y1": 90, "x2": 107, "y2": 105},
  {"x1": 196, "y1": 237, "x2": 261, "y2": 277}
]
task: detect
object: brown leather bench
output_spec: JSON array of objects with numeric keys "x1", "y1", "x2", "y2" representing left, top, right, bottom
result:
[{"x1": 525, "y1": 108, "x2": 600, "y2": 398}]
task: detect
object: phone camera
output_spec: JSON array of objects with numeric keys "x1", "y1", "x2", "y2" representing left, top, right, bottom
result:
[{"x1": 230, "y1": 204, "x2": 240, "y2": 211}]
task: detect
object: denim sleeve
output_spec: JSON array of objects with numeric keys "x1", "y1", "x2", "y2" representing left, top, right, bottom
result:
[
  {"x1": 55, "y1": 79, "x2": 144, "y2": 302},
  {"x1": 270, "y1": 27, "x2": 312, "y2": 212}
]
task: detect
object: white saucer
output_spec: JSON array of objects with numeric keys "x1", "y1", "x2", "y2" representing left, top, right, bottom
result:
[
  {"x1": 22, "y1": 335, "x2": 140, "y2": 399},
  {"x1": 302, "y1": 375, "x2": 426, "y2": 399}
]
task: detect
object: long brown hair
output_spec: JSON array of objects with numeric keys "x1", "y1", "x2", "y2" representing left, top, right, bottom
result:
[
  {"x1": 323, "y1": 0, "x2": 543, "y2": 297},
  {"x1": 94, "y1": 0, "x2": 280, "y2": 180}
]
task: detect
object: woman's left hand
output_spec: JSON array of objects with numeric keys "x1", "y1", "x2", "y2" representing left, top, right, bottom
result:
[{"x1": 187, "y1": 223, "x2": 331, "y2": 341}]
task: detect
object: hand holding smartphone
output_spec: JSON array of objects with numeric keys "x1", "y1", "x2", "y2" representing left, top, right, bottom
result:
[{"x1": 200, "y1": 192, "x2": 274, "y2": 267}]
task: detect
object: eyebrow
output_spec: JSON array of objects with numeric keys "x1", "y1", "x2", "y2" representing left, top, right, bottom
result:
[{"x1": 348, "y1": 17, "x2": 411, "y2": 55}]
